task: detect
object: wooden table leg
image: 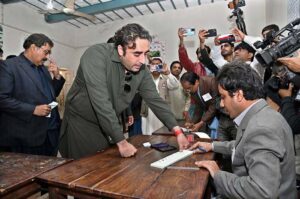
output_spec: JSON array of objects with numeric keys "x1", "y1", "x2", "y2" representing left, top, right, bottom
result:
[{"x1": 48, "y1": 187, "x2": 67, "y2": 199}]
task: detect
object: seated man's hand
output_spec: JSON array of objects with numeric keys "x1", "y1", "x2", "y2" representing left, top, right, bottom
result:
[
  {"x1": 195, "y1": 160, "x2": 220, "y2": 178},
  {"x1": 117, "y1": 140, "x2": 137, "y2": 157},
  {"x1": 188, "y1": 141, "x2": 212, "y2": 153}
]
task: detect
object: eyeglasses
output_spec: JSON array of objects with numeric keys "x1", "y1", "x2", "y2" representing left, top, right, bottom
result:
[
  {"x1": 37, "y1": 46, "x2": 51, "y2": 56},
  {"x1": 124, "y1": 72, "x2": 132, "y2": 93}
]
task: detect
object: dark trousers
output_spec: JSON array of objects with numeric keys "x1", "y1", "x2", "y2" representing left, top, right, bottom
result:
[
  {"x1": 0, "y1": 129, "x2": 60, "y2": 156},
  {"x1": 128, "y1": 117, "x2": 142, "y2": 137}
]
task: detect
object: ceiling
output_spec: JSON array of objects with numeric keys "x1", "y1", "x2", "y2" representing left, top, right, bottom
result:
[{"x1": 2, "y1": 0, "x2": 226, "y2": 28}]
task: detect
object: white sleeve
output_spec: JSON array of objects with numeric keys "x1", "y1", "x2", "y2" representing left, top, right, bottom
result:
[
  {"x1": 166, "y1": 73, "x2": 180, "y2": 90},
  {"x1": 211, "y1": 45, "x2": 228, "y2": 68},
  {"x1": 244, "y1": 35, "x2": 265, "y2": 80},
  {"x1": 244, "y1": 35, "x2": 262, "y2": 52}
]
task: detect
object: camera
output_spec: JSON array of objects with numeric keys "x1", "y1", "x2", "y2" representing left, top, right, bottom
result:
[
  {"x1": 228, "y1": 0, "x2": 245, "y2": 9},
  {"x1": 267, "y1": 74, "x2": 291, "y2": 91},
  {"x1": 218, "y1": 34, "x2": 236, "y2": 44},
  {"x1": 255, "y1": 18, "x2": 300, "y2": 66},
  {"x1": 266, "y1": 63, "x2": 300, "y2": 103}
]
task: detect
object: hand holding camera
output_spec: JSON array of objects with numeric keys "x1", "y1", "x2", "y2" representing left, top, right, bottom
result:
[
  {"x1": 149, "y1": 64, "x2": 163, "y2": 73},
  {"x1": 178, "y1": 28, "x2": 185, "y2": 43},
  {"x1": 231, "y1": 27, "x2": 245, "y2": 41},
  {"x1": 278, "y1": 83, "x2": 294, "y2": 98},
  {"x1": 149, "y1": 63, "x2": 169, "y2": 74},
  {"x1": 199, "y1": 29, "x2": 207, "y2": 44},
  {"x1": 278, "y1": 51, "x2": 300, "y2": 73}
]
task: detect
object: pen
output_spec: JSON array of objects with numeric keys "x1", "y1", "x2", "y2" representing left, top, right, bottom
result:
[
  {"x1": 197, "y1": 146, "x2": 207, "y2": 152},
  {"x1": 167, "y1": 166, "x2": 200, "y2": 171}
]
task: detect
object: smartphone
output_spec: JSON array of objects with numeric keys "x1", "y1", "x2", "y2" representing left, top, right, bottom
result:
[
  {"x1": 206, "y1": 29, "x2": 217, "y2": 37},
  {"x1": 151, "y1": 143, "x2": 177, "y2": 152},
  {"x1": 155, "y1": 64, "x2": 163, "y2": 72},
  {"x1": 183, "y1": 28, "x2": 195, "y2": 36}
]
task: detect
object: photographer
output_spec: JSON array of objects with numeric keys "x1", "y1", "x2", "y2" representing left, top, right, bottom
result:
[
  {"x1": 278, "y1": 83, "x2": 300, "y2": 135},
  {"x1": 210, "y1": 36, "x2": 234, "y2": 68},
  {"x1": 141, "y1": 57, "x2": 169, "y2": 135},
  {"x1": 198, "y1": 29, "x2": 219, "y2": 76},
  {"x1": 279, "y1": 80, "x2": 300, "y2": 191},
  {"x1": 264, "y1": 61, "x2": 300, "y2": 191},
  {"x1": 232, "y1": 27, "x2": 270, "y2": 81},
  {"x1": 178, "y1": 28, "x2": 209, "y2": 77}
]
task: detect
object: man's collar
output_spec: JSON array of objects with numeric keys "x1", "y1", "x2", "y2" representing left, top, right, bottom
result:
[
  {"x1": 20, "y1": 53, "x2": 37, "y2": 68},
  {"x1": 234, "y1": 99, "x2": 262, "y2": 127},
  {"x1": 111, "y1": 46, "x2": 122, "y2": 63}
]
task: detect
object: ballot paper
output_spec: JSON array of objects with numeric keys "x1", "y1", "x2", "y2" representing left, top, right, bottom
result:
[
  {"x1": 193, "y1": 132, "x2": 210, "y2": 139},
  {"x1": 46, "y1": 101, "x2": 58, "y2": 118}
]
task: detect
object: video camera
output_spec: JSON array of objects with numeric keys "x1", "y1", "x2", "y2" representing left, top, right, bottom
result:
[
  {"x1": 255, "y1": 18, "x2": 300, "y2": 66},
  {"x1": 267, "y1": 64, "x2": 295, "y2": 91}
]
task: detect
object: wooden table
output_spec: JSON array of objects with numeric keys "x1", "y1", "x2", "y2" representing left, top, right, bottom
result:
[
  {"x1": 0, "y1": 152, "x2": 70, "y2": 199},
  {"x1": 37, "y1": 135, "x2": 214, "y2": 199}
]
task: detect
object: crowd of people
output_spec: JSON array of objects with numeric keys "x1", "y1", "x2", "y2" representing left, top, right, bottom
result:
[{"x1": 1, "y1": 21, "x2": 300, "y2": 198}]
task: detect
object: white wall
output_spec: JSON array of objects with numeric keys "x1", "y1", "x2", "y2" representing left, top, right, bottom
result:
[
  {"x1": 1, "y1": 2, "x2": 78, "y2": 69},
  {"x1": 1, "y1": 0, "x2": 290, "y2": 71},
  {"x1": 73, "y1": 0, "x2": 267, "y2": 67},
  {"x1": 265, "y1": 0, "x2": 288, "y2": 28}
]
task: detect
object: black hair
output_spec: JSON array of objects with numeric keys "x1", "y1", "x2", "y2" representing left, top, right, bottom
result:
[
  {"x1": 114, "y1": 23, "x2": 152, "y2": 53},
  {"x1": 180, "y1": 71, "x2": 199, "y2": 85},
  {"x1": 0, "y1": 48, "x2": 3, "y2": 55},
  {"x1": 23, "y1": 33, "x2": 53, "y2": 49},
  {"x1": 196, "y1": 45, "x2": 211, "y2": 55},
  {"x1": 261, "y1": 24, "x2": 280, "y2": 35},
  {"x1": 234, "y1": 41, "x2": 256, "y2": 61},
  {"x1": 170, "y1": 61, "x2": 182, "y2": 71},
  {"x1": 216, "y1": 60, "x2": 265, "y2": 100},
  {"x1": 224, "y1": 42, "x2": 234, "y2": 48},
  {"x1": 6, "y1": 55, "x2": 17, "y2": 59},
  {"x1": 151, "y1": 57, "x2": 162, "y2": 63},
  {"x1": 107, "y1": 37, "x2": 115, "y2": 43}
]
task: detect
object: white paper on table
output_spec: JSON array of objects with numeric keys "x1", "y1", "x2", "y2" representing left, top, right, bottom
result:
[
  {"x1": 193, "y1": 132, "x2": 211, "y2": 139},
  {"x1": 46, "y1": 101, "x2": 58, "y2": 118}
]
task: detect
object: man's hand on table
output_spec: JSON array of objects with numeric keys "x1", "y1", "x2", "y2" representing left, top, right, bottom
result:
[
  {"x1": 172, "y1": 126, "x2": 189, "y2": 150},
  {"x1": 195, "y1": 160, "x2": 220, "y2": 178},
  {"x1": 117, "y1": 140, "x2": 137, "y2": 157}
]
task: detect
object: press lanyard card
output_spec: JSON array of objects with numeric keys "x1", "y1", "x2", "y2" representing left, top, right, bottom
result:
[{"x1": 202, "y1": 93, "x2": 212, "y2": 102}]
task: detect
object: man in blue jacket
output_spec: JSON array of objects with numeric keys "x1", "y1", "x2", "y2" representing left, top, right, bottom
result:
[{"x1": 0, "y1": 33, "x2": 65, "y2": 156}]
